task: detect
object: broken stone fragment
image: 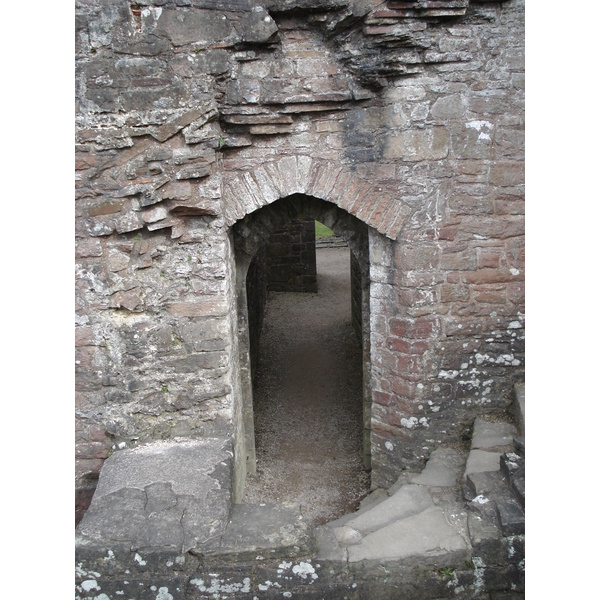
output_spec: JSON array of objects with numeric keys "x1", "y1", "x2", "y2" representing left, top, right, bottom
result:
[
  {"x1": 234, "y1": 8, "x2": 279, "y2": 44},
  {"x1": 109, "y1": 289, "x2": 143, "y2": 311}
]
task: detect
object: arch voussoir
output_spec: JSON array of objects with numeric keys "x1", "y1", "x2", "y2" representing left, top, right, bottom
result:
[
  {"x1": 224, "y1": 157, "x2": 412, "y2": 239},
  {"x1": 275, "y1": 155, "x2": 301, "y2": 197},
  {"x1": 251, "y1": 166, "x2": 281, "y2": 205}
]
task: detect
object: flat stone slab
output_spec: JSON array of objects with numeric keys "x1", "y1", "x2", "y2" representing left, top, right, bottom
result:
[
  {"x1": 411, "y1": 447, "x2": 464, "y2": 487},
  {"x1": 472, "y1": 418, "x2": 517, "y2": 449},
  {"x1": 215, "y1": 502, "x2": 310, "y2": 558},
  {"x1": 347, "y1": 506, "x2": 469, "y2": 565},
  {"x1": 77, "y1": 438, "x2": 233, "y2": 552},
  {"x1": 465, "y1": 470, "x2": 506, "y2": 500},
  {"x1": 333, "y1": 484, "x2": 434, "y2": 538},
  {"x1": 465, "y1": 449, "x2": 501, "y2": 476}
]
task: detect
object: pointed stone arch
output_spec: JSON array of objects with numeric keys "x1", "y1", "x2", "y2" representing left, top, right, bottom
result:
[
  {"x1": 229, "y1": 191, "x2": 375, "y2": 501},
  {"x1": 222, "y1": 156, "x2": 412, "y2": 240}
]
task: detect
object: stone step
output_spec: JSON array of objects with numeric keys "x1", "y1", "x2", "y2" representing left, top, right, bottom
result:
[
  {"x1": 409, "y1": 446, "x2": 464, "y2": 487},
  {"x1": 315, "y1": 235, "x2": 347, "y2": 248},
  {"x1": 329, "y1": 484, "x2": 435, "y2": 537},
  {"x1": 513, "y1": 381, "x2": 525, "y2": 438},
  {"x1": 317, "y1": 446, "x2": 470, "y2": 565},
  {"x1": 500, "y1": 450, "x2": 525, "y2": 508},
  {"x1": 346, "y1": 505, "x2": 470, "y2": 566},
  {"x1": 462, "y1": 412, "x2": 525, "y2": 544},
  {"x1": 208, "y1": 502, "x2": 312, "y2": 561},
  {"x1": 496, "y1": 493, "x2": 525, "y2": 536},
  {"x1": 510, "y1": 468, "x2": 525, "y2": 508},
  {"x1": 471, "y1": 417, "x2": 517, "y2": 450}
]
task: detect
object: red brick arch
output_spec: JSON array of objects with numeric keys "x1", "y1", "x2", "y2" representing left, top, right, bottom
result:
[{"x1": 222, "y1": 156, "x2": 412, "y2": 239}]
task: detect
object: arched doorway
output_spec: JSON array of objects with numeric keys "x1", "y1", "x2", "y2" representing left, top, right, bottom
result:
[{"x1": 232, "y1": 194, "x2": 373, "y2": 522}]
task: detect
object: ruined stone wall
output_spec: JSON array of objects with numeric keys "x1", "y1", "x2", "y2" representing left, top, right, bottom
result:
[{"x1": 75, "y1": 0, "x2": 524, "y2": 498}]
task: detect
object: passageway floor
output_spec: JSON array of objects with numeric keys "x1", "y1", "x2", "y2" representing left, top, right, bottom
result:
[{"x1": 242, "y1": 246, "x2": 371, "y2": 526}]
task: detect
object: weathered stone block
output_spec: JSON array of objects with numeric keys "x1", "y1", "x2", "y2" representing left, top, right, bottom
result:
[
  {"x1": 155, "y1": 8, "x2": 234, "y2": 46},
  {"x1": 235, "y1": 8, "x2": 279, "y2": 44},
  {"x1": 77, "y1": 438, "x2": 233, "y2": 552},
  {"x1": 166, "y1": 298, "x2": 229, "y2": 317},
  {"x1": 431, "y1": 94, "x2": 466, "y2": 120},
  {"x1": 490, "y1": 161, "x2": 524, "y2": 187},
  {"x1": 389, "y1": 317, "x2": 439, "y2": 340},
  {"x1": 383, "y1": 127, "x2": 449, "y2": 161}
]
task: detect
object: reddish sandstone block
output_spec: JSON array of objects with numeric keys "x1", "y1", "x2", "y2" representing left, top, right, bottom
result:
[
  {"x1": 347, "y1": 182, "x2": 378, "y2": 215},
  {"x1": 373, "y1": 390, "x2": 394, "y2": 407},
  {"x1": 75, "y1": 326, "x2": 96, "y2": 347},
  {"x1": 477, "y1": 250, "x2": 502, "y2": 269},
  {"x1": 494, "y1": 194, "x2": 525, "y2": 215},
  {"x1": 368, "y1": 195, "x2": 395, "y2": 229},
  {"x1": 437, "y1": 225, "x2": 458, "y2": 241},
  {"x1": 395, "y1": 353, "x2": 421, "y2": 376},
  {"x1": 389, "y1": 409, "x2": 416, "y2": 429},
  {"x1": 472, "y1": 289, "x2": 506, "y2": 304},
  {"x1": 462, "y1": 268, "x2": 520, "y2": 285},
  {"x1": 440, "y1": 284, "x2": 470, "y2": 302},
  {"x1": 440, "y1": 249, "x2": 476, "y2": 271},
  {"x1": 389, "y1": 316, "x2": 439, "y2": 339},
  {"x1": 391, "y1": 376, "x2": 417, "y2": 398},
  {"x1": 507, "y1": 282, "x2": 525, "y2": 304},
  {"x1": 490, "y1": 161, "x2": 524, "y2": 187},
  {"x1": 386, "y1": 204, "x2": 414, "y2": 240},
  {"x1": 371, "y1": 402, "x2": 390, "y2": 423},
  {"x1": 75, "y1": 347, "x2": 95, "y2": 369},
  {"x1": 356, "y1": 190, "x2": 385, "y2": 223},
  {"x1": 75, "y1": 152, "x2": 98, "y2": 170},
  {"x1": 397, "y1": 287, "x2": 440, "y2": 307},
  {"x1": 395, "y1": 271, "x2": 445, "y2": 288},
  {"x1": 386, "y1": 337, "x2": 429, "y2": 355}
]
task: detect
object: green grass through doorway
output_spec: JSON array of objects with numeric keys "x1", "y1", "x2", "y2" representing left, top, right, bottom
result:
[{"x1": 315, "y1": 220, "x2": 335, "y2": 239}]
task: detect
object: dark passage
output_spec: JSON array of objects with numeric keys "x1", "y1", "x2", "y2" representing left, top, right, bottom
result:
[{"x1": 242, "y1": 246, "x2": 370, "y2": 526}]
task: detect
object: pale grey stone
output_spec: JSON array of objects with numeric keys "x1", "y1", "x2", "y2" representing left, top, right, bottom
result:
[
  {"x1": 336, "y1": 484, "x2": 434, "y2": 537},
  {"x1": 472, "y1": 418, "x2": 517, "y2": 449},
  {"x1": 465, "y1": 449, "x2": 501, "y2": 476},
  {"x1": 348, "y1": 506, "x2": 469, "y2": 564}
]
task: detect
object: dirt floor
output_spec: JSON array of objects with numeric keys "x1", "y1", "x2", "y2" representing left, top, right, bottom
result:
[{"x1": 242, "y1": 246, "x2": 371, "y2": 527}]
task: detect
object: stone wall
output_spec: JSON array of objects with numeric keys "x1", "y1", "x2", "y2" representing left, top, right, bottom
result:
[
  {"x1": 265, "y1": 218, "x2": 317, "y2": 292},
  {"x1": 245, "y1": 245, "x2": 268, "y2": 380},
  {"x1": 76, "y1": 0, "x2": 524, "y2": 503},
  {"x1": 350, "y1": 249, "x2": 362, "y2": 341}
]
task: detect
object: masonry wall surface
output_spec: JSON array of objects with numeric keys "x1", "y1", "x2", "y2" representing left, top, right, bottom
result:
[
  {"x1": 266, "y1": 218, "x2": 317, "y2": 292},
  {"x1": 75, "y1": 0, "x2": 525, "y2": 504}
]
